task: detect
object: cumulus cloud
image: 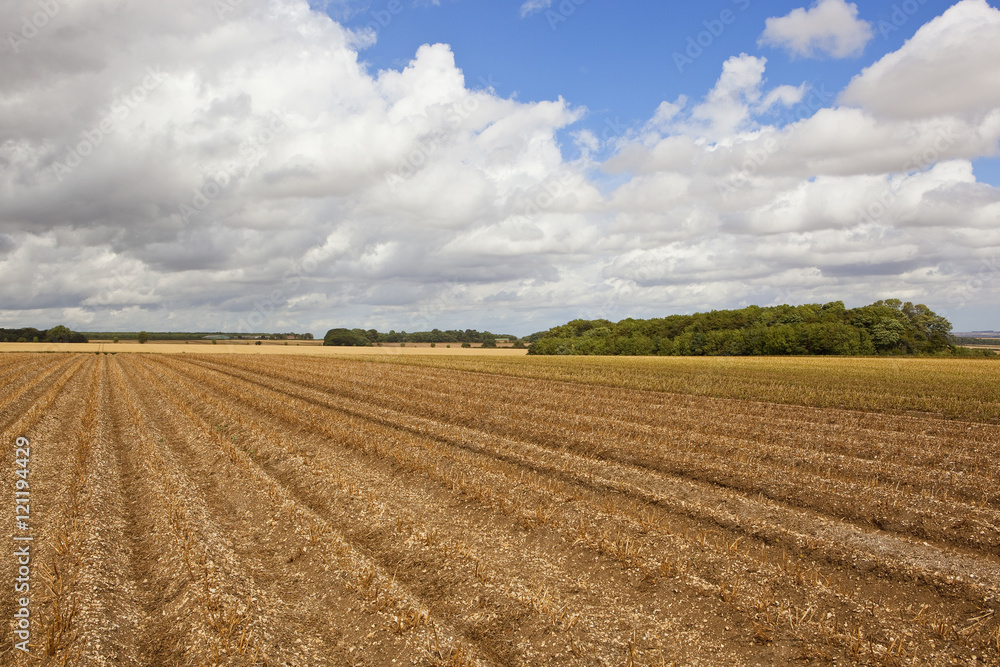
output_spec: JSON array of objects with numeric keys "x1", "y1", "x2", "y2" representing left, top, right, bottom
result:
[
  {"x1": 598, "y1": 20, "x2": 1000, "y2": 322},
  {"x1": 689, "y1": 54, "x2": 768, "y2": 138},
  {"x1": 519, "y1": 0, "x2": 552, "y2": 18},
  {"x1": 840, "y1": 0, "x2": 1000, "y2": 120},
  {"x1": 0, "y1": 0, "x2": 998, "y2": 335},
  {"x1": 759, "y1": 0, "x2": 874, "y2": 59},
  {"x1": 0, "y1": 0, "x2": 591, "y2": 333}
]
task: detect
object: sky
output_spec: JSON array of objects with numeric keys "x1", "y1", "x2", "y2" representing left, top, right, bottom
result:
[{"x1": 1, "y1": 0, "x2": 999, "y2": 336}]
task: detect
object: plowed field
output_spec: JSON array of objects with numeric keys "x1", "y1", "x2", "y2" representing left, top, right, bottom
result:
[{"x1": 3, "y1": 353, "x2": 998, "y2": 665}]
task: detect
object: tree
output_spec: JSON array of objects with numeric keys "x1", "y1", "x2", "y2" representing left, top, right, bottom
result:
[
  {"x1": 870, "y1": 318, "x2": 905, "y2": 351},
  {"x1": 137, "y1": 331, "x2": 150, "y2": 344},
  {"x1": 480, "y1": 333, "x2": 497, "y2": 349},
  {"x1": 323, "y1": 328, "x2": 371, "y2": 347},
  {"x1": 46, "y1": 325, "x2": 72, "y2": 343},
  {"x1": 527, "y1": 299, "x2": 958, "y2": 357}
]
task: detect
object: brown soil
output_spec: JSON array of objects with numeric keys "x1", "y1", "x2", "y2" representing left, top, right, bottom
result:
[{"x1": 1, "y1": 353, "x2": 997, "y2": 666}]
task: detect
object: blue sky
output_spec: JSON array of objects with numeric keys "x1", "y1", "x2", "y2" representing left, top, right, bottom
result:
[
  {"x1": 342, "y1": 0, "x2": 1000, "y2": 183},
  {"x1": 3, "y1": 0, "x2": 1000, "y2": 335},
  {"x1": 346, "y1": 4, "x2": 961, "y2": 132}
]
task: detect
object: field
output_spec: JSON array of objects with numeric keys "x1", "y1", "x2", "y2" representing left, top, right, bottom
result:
[
  {"x1": 2, "y1": 352, "x2": 999, "y2": 665},
  {"x1": 0, "y1": 342, "x2": 526, "y2": 355}
]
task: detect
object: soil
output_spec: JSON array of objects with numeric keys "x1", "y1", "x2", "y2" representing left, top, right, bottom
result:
[{"x1": 1, "y1": 353, "x2": 997, "y2": 665}]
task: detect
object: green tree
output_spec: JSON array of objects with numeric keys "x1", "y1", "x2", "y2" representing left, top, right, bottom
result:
[
  {"x1": 480, "y1": 333, "x2": 497, "y2": 348},
  {"x1": 526, "y1": 299, "x2": 957, "y2": 357},
  {"x1": 870, "y1": 318, "x2": 905, "y2": 351},
  {"x1": 137, "y1": 331, "x2": 150, "y2": 344},
  {"x1": 46, "y1": 325, "x2": 72, "y2": 343},
  {"x1": 323, "y1": 328, "x2": 371, "y2": 346}
]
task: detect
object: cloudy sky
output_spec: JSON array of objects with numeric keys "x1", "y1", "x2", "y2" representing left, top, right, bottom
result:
[{"x1": 2, "y1": 0, "x2": 999, "y2": 336}]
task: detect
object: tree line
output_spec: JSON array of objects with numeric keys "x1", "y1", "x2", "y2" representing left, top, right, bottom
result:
[
  {"x1": 0, "y1": 326, "x2": 88, "y2": 343},
  {"x1": 527, "y1": 300, "x2": 992, "y2": 357},
  {"x1": 323, "y1": 328, "x2": 521, "y2": 347},
  {"x1": 80, "y1": 331, "x2": 314, "y2": 340}
]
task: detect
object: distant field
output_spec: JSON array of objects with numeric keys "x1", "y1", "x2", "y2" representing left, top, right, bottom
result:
[
  {"x1": 2, "y1": 352, "x2": 998, "y2": 664},
  {"x1": 348, "y1": 353, "x2": 1000, "y2": 423},
  {"x1": 0, "y1": 341, "x2": 528, "y2": 356}
]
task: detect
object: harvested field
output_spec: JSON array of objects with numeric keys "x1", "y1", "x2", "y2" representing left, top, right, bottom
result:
[
  {"x1": 2, "y1": 352, "x2": 999, "y2": 665},
  {"x1": 0, "y1": 342, "x2": 528, "y2": 356}
]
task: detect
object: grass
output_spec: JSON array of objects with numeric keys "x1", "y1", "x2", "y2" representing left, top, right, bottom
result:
[{"x1": 341, "y1": 354, "x2": 1000, "y2": 423}]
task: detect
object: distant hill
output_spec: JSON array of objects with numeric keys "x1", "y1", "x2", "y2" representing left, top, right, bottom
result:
[
  {"x1": 528, "y1": 300, "x2": 993, "y2": 357},
  {"x1": 954, "y1": 331, "x2": 1000, "y2": 338}
]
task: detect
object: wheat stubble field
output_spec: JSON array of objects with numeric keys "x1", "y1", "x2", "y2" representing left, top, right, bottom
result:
[{"x1": 2, "y1": 352, "x2": 999, "y2": 666}]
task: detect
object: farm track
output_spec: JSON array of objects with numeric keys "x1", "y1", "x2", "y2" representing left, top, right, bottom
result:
[{"x1": 1, "y1": 352, "x2": 998, "y2": 665}]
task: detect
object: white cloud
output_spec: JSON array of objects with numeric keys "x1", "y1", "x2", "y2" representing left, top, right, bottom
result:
[
  {"x1": 840, "y1": 0, "x2": 1000, "y2": 119},
  {"x1": 648, "y1": 99, "x2": 686, "y2": 132},
  {"x1": 759, "y1": 0, "x2": 873, "y2": 59},
  {"x1": 519, "y1": 0, "x2": 552, "y2": 18},
  {"x1": 0, "y1": 0, "x2": 592, "y2": 333},
  {"x1": 665, "y1": 54, "x2": 768, "y2": 141},
  {"x1": 759, "y1": 85, "x2": 807, "y2": 113},
  {"x1": 1, "y1": 0, "x2": 999, "y2": 335}
]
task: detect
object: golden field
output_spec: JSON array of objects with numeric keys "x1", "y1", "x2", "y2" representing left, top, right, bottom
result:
[
  {"x1": 0, "y1": 341, "x2": 528, "y2": 356},
  {"x1": 2, "y1": 351, "x2": 998, "y2": 665}
]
